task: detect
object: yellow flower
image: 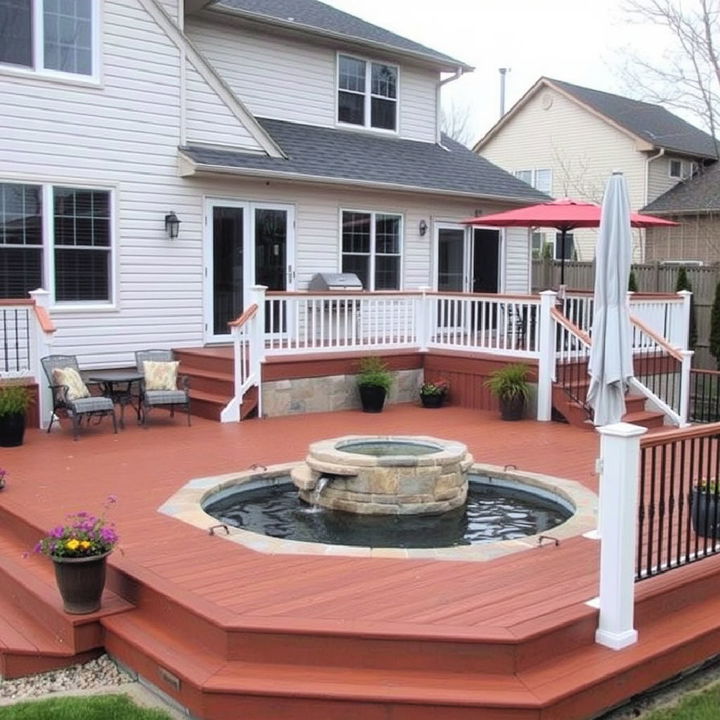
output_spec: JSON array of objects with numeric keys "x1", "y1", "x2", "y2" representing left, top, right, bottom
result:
[
  {"x1": 79, "y1": 540, "x2": 91, "y2": 550},
  {"x1": 65, "y1": 539, "x2": 80, "y2": 550}
]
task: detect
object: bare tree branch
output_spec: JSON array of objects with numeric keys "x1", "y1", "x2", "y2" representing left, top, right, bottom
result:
[{"x1": 440, "y1": 100, "x2": 474, "y2": 147}]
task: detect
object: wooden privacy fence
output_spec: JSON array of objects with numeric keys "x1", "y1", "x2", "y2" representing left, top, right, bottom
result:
[{"x1": 533, "y1": 259, "x2": 720, "y2": 369}]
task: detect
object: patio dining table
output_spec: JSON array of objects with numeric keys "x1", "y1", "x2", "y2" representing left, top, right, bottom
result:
[{"x1": 87, "y1": 370, "x2": 144, "y2": 429}]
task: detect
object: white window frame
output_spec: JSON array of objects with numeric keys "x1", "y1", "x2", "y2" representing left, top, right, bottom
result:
[
  {"x1": 669, "y1": 159, "x2": 683, "y2": 179},
  {"x1": 514, "y1": 169, "x2": 552, "y2": 193},
  {"x1": 0, "y1": 0, "x2": 102, "y2": 84},
  {"x1": 336, "y1": 52, "x2": 399, "y2": 134},
  {"x1": 0, "y1": 179, "x2": 115, "y2": 308},
  {"x1": 339, "y1": 208, "x2": 404, "y2": 291}
]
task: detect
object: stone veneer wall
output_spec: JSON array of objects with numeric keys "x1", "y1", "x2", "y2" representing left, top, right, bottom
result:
[{"x1": 261, "y1": 369, "x2": 423, "y2": 417}]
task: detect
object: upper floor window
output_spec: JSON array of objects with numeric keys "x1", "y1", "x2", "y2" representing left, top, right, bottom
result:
[
  {"x1": 0, "y1": 0, "x2": 96, "y2": 78},
  {"x1": 341, "y1": 210, "x2": 402, "y2": 290},
  {"x1": 669, "y1": 159, "x2": 683, "y2": 179},
  {"x1": 514, "y1": 169, "x2": 552, "y2": 194},
  {"x1": 0, "y1": 181, "x2": 112, "y2": 303},
  {"x1": 669, "y1": 158, "x2": 697, "y2": 180},
  {"x1": 338, "y1": 54, "x2": 398, "y2": 132}
]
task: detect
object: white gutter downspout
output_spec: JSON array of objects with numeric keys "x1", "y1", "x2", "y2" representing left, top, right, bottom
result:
[
  {"x1": 643, "y1": 147, "x2": 665, "y2": 261},
  {"x1": 436, "y1": 67, "x2": 465, "y2": 144}
]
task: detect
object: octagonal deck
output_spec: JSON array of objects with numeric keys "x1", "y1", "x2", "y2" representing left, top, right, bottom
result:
[{"x1": 3, "y1": 405, "x2": 720, "y2": 719}]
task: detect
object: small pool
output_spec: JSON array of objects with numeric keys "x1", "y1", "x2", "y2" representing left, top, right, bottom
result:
[
  {"x1": 203, "y1": 476, "x2": 571, "y2": 549},
  {"x1": 336, "y1": 439, "x2": 442, "y2": 457}
]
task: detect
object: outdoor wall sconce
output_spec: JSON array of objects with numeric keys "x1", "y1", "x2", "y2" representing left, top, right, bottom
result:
[
  {"x1": 419, "y1": 219, "x2": 428, "y2": 236},
  {"x1": 165, "y1": 211, "x2": 181, "y2": 239}
]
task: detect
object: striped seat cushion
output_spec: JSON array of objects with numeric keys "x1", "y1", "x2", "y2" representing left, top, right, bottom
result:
[
  {"x1": 68, "y1": 396, "x2": 114, "y2": 413},
  {"x1": 144, "y1": 389, "x2": 187, "y2": 405}
]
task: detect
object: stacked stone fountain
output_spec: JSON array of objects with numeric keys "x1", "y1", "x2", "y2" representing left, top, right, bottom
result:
[{"x1": 291, "y1": 435, "x2": 473, "y2": 515}]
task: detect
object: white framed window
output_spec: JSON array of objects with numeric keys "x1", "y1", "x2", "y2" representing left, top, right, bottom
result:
[
  {"x1": 337, "y1": 53, "x2": 398, "y2": 132},
  {"x1": 554, "y1": 232, "x2": 575, "y2": 260},
  {"x1": 0, "y1": 0, "x2": 99, "y2": 80},
  {"x1": 669, "y1": 159, "x2": 683, "y2": 179},
  {"x1": 341, "y1": 210, "x2": 402, "y2": 290},
  {"x1": 0, "y1": 181, "x2": 112, "y2": 303},
  {"x1": 514, "y1": 169, "x2": 552, "y2": 193}
]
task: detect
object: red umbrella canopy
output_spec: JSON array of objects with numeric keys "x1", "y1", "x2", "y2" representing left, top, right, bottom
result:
[{"x1": 464, "y1": 198, "x2": 678, "y2": 230}]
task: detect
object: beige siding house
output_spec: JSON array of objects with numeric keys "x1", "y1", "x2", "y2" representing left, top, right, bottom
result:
[{"x1": 474, "y1": 77, "x2": 717, "y2": 262}]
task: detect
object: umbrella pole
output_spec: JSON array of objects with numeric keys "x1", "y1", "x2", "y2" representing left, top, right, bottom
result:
[{"x1": 560, "y1": 229, "x2": 566, "y2": 286}]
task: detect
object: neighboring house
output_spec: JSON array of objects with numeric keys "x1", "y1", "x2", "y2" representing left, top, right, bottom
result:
[
  {"x1": 642, "y1": 162, "x2": 720, "y2": 265},
  {"x1": 0, "y1": 0, "x2": 546, "y2": 368},
  {"x1": 474, "y1": 77, "x2": 718, "y2": 262}
]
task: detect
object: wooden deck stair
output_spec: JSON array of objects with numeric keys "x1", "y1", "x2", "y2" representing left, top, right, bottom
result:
[
  {"x1": 173, "y1": 348, "x2": 257, "y2": 422},
  {"x1": 0, "y1": 502, "x2": 133, "y2": 679},
  {"x1": 100, "y1": 555, "x2": 720, "y2": 720}
]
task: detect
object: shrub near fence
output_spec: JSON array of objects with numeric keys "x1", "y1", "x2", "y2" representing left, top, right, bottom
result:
[{"x1": 532, "y1": 259, "x2": 720, "y2": 369}]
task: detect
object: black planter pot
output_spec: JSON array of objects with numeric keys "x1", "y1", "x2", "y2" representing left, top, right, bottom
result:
[
  {"x1": 52, "y1": 552, "x2": 110, "y2": 614},
  {"x1": 420, "y1": 393, "x2": 444, "y2": 408},
  {"x1": 499, "y1": 395, "x2": 525, "y2": 421},
  {"x1": 359, "y1": 385, "x2": 387, "y2": 413},
  {"x1": 691, "y1": 488, "x2": 720, "y2": 538},
  {"x1": 0, "y1": 412, "x2": 25, "y2": 447}
]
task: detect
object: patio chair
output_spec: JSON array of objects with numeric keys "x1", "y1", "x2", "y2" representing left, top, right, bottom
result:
[
  {"x1": 135, "y1": 350, "x2": 191, "y2": 427},
  {"x1": 40, "y1": 355, "x2": 118, "y2": 441}
]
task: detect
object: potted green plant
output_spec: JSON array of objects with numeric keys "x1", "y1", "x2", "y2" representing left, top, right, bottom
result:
[
  {"x1": 35, "y1": 496, "x2": 119, "y2": 614},
  {"x1": 484, "y1": 364, "x2": 531, "y2": 421},
  {"x1": 0, "y1": 383, "x2": 31, "y2": 447},
  {"x1": 356, "y1": 356, "x2": 392, "y2": 413},
  {"x1": 419, "y1": 378, "x2": 449, "y2": 408},
  {"x1": 690, "y1": 478, "x2": 720, "y2": 538}
]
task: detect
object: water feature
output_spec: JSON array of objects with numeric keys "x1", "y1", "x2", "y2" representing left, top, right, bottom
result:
[{"x1": 203, "y1": 477, "x2": 571, "y2": 548}]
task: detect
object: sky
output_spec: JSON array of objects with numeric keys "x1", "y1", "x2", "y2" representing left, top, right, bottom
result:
[{"x1": 323, "y1": 0, "x2": 672, "y2": 146}]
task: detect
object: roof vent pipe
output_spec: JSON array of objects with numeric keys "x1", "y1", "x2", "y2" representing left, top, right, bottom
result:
[{"x1": 499, "y1": 67, "x2": 510, "y2": 117}]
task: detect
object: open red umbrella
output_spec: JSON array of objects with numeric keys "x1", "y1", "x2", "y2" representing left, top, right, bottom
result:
[{"x1": 464, "y1": 199, "x2": 678, "y2": 285}]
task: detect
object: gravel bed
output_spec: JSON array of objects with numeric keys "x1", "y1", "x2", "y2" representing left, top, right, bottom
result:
[{"x1": 0, "y1": 654, "x2": 132, "y2": 702}]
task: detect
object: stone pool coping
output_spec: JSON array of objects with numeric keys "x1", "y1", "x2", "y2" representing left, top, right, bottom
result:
[{"x1": 159, "y1": 462, "x2": 598, "y2": 562}]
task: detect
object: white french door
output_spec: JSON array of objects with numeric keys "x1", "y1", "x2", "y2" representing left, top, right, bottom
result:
[{"x1": 203, "y1": 199, "x2": 295, "y2": 343}]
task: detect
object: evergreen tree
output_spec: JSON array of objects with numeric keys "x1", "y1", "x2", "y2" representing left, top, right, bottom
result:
[
  {"x1": 628, "y1": 271, "x2": 638, "y2": 292},
  {"x1": 675, "y1": 267, "x2": 698, "y2": 351},
  {"x1": 710, "y1": 282, "x2": 720, "y2": 369}
]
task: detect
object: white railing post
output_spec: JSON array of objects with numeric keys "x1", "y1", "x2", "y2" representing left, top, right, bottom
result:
[
  {"x1": 537, "y1": 290, "x2": 557, "y2": 421},
  {"x1": 29, "y1": 288, "x2": 54, "y2": 429},
  {"x1": 416, "y1": 286, "x2": 430, "y2": 352},
  {"x1": 677, "y1": 290, "x2": 692, "y2": 351},
  {"x1": 595, "y1": 422, "x2": 647, "y2": 650},
  {"x1": 678, "y1": 349, "x2": 693, "y2": 427},
  {"x1": 250, "y1": 285, "x2": 267, "y2": 417}
]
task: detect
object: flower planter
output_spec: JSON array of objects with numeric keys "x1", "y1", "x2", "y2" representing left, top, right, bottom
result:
[
  {"x1": 420, "y1": 394, "x2": 444, "y2": 408},
  {"x1": 359, "y1": 385, "x2": 387, "y2": 413},
  {"x1": 52, "y1": 552, "x2": 110, "y2": 614},
  {"x1": 499, "y1": 395, "x2": 526, "y2": 421},
  {"x1": 691, "y1": 488, "x2": 720, "y2": 538},
  {"x1": 0, "y1": 412, "x2": 25, "y2": 447}
]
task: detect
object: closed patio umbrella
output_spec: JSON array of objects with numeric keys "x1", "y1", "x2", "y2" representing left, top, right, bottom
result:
[{"x1": 586, "y1": 173, "x2": 635, "y2": 426}]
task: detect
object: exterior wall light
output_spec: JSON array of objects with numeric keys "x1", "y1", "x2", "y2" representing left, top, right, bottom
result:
[
  {"x1": 165, "y1": 211, "x2": 181, "y2": 239},
  {"x1": 419, "y1": 219, "x2": 428, "y2": 236}
]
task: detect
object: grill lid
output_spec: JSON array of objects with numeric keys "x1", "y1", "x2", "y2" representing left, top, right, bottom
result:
[{"x1": 309, "y1": 272, "x2": 363, "y2": 290}]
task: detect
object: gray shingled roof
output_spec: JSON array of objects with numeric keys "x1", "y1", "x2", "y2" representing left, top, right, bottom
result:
[
  {"x1": 211, "y1": 0, "x2": 470, "y2": 69},
  {"x1": 643, "y1": 162, "x2": 720, "y2": 214},
  {"x1": 550, "y1": 78, "x2": 718, "y2": 159},
  {"x1": 180, "y1": 118, "x2": 549, "y2": 201}
]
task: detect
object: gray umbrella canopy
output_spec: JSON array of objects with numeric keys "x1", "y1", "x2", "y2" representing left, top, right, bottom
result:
[{"x1": 587, "y1": 172, "x2": 635, "y2": 426}]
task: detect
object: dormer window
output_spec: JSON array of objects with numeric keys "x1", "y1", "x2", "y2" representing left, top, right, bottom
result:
[
  {"x1": 0, "y1": 0, "x2": 98, "y2": 79},
  {"x1": 337, "y1": 54, "x2": 398, "y2": 132}
]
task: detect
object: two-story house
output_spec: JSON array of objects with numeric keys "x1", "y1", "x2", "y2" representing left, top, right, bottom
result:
[
  {"x1": 0, "y1": 0, "x2": 546, "y2": 370},
  {"x1": 474, "y1": 77, "x2": 718, "y2": 262}
]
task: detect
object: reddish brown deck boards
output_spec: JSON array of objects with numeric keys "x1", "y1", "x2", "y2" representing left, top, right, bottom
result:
[{"x1": 3, "y1": 406, "x2": 601, "y2": 637}]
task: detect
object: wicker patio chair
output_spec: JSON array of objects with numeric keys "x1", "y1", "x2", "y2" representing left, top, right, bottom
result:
[
  {"x1": 135, "y1": 349, "x2": 191, "y2": 427},
  {"x1": 40, "y1": 355, "x2": 118, "y2": 440}
]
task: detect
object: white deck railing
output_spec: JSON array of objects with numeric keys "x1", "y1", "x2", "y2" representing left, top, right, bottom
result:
[{"x1": 224, "y1": 286, "x2": 689, "y2": 424}]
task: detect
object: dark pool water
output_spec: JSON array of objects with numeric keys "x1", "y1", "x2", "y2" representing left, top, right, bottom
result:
[
  {"x1": 203, "y1": 480, "x2": 571, "y2": 548},
  {"x1": 337, "y1": 440, "x2": 441, "y2": 456}
]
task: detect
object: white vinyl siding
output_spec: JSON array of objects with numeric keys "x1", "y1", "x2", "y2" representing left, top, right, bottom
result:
[
  {"x1": 185, "y1": 15, "x2": 439, "y2": 143},
  {"x1": 184, "y1": 59, "x2": 264, "y2": 151},
  {"x1": 503, "y1": 227, "x2": 531, "y2": 294}
]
